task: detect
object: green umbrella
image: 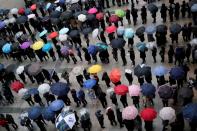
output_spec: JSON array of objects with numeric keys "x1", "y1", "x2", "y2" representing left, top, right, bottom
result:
[
  {"x1": 96, "y1": 43, "x2": 108, "y2": 50},
  {"x1": 115, "y1": 9, "x2": 125, "y2": 18}
]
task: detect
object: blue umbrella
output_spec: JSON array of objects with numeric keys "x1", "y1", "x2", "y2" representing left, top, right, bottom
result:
[
  {"x1": 136, "y1": 42, "x2": 146, "y2": 51},
  {"x1": 51, "y1": 82, "x2": 70, "y2": 96},
  {"x1": 42, "y1": 107, "x2": 56, "y2": 121},
  {"x1": 0, "y1": 21, "x2": 6, "y2": 29},
  {"x1": 170, "y1": 23, "x2": 182, "y2": 34},
  {"x1": 191, "y1": 4, "x2": 197, "y2": 12},
  {"x1": 96, "y1": 43, "x2": 108, "y2": 50},
  {"x1": 153, "y1": 66, "x2": 168, "y2": 76},
  {"x1": 83, "y1": 79, "x2": 97, "y2": 89},
  {"x1": 141, "y1": 83, "x2": 156, "y2": 97},
  {"x1": 88, "y1": 45, "x2": 97, "y2": 55},
  {"x1": 39, "y1": 30, "x2": 48, "y2": 37},
  {"x1": 183, "y1": 103, "x2": 197, "y2": 122},
  {"x1": 0, "y1": 63, "x2": 4, "y2": 71},
  {"x1": 170, "y1": 67, "x2": 185, "y2": 80},
  {"x1": 145, "y1": 25, "x2": 156, "y2": 34},
  {"x1": 42, "y1": 42, "x2": 52, "y2": 52},
  {"x1": 124, "y1": 28, "x2": 134, "y2": 38},
  {"x1": 25, "y1": 8, "x2": 32, "y2": 15},
  {"x1": 111, "y1": 38, "x2": 126, "y2": 48},
  {"x1": 2, "y1": 43, "x2": 12, "y2": 53},
  {"x1": 49, "y1": 100, "x2": 64, "y2": 111},
  {"x1": 28, "y1": 106, "x2": 42, "y2": 120},
  {"x1": 77, "y1": 89, "x2": 85, "y2": 99},
  {"x1": 117, "y1": 26, "x2": 125, "y2": 36},
  {"x1": 59, "y1": 27, "x2": 69, "y2": 35},
  {"x1": 28, "y1": 88, "x2": 39, "y2": 95}
]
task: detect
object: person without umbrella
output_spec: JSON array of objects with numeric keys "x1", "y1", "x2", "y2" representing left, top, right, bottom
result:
[
  {"x1": 95, "y1": 110, "x2": 105, "y2": 128},
  {"x1": 6, "y1": 114, "x2": 18, "y2": 130},
  {"x1": 106, "y1": 107, "x2": 117, "y2": 126},
  {"x1": 71, "y1": 89, "x2": 81, "y2": 107},
  {"x1": 102, "y1": 72, "x2": 111, "y2": 87},
  {"x1": 116, "y1": 108, "x2": 124, "y2": 128},
  {"x1": 120, "y1": 94, "x2": 128, "y2": 108}
]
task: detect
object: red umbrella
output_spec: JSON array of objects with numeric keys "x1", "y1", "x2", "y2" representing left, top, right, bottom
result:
[
  {"x1": 48, "y1": 32, "x2": 58, "y2": 39},
  {"x1": 109, "y1": 15, "x2": 119, "y2": 23},
  {"x1": 109, "y1": 68, "x2": 121, "y2": 83},
  {"x1": 10, "y1": 80, "x2": 24, "y2": 92},
  {"x1": 0, "y1": 119, "x2": 8, "y2": 126},
  {"x1": 140, "y1": 108, "x2": 157, "y2": 121},
  {"x1": 18, "y1": 8, "x2": 25, "y2": 15},
  {"x1": 114, "y1": 84, "x2": 128, "y2": 95},
  {"x1": 96, "y1": 12, "x2": 104, "y2": 20},
  {"x1": 105, "y1": 25, "x2": 117, "y2": 34},
  {"x1": 30, "y1": 4, "x2": 37, "y2": 11}
]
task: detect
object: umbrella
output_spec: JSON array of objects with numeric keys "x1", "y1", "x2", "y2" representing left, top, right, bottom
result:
[
  {"x1": 0, "y1": 64, "x2": 4, "y2": 71},
  {"x1": 18, "y1": 8, "x2": 25, "y2": 15},
  {"x1": 128, "y1": 85, "x2": 141, "y2": 96},
  {"x1": 59, "y1": 28, "x2": 69, "y2": 35},
  {"x1": 25, "y1": 8, "x2": 32, "y2": 15},
  {"x1": 92, "y1": 28, "x2": 99, "y2": 38},
  {"x1": 78, "y1": 14, "x2": 87, "y2": 22},
  {"x1": 28, "y1": 106, "x2": 42, "y2": 120},
  {"x1": 49, "y1": 100, "x2": 65, "y2": 111},
  {"x1": 156, "y1": 25, "x2": 167, "y2": 33},
  {"x1": 136, "y1": 42, "x2": 146, "y2": 51},
  {"x1": 42, "y1": 107, "x2": 55, "y2": 121},
  {"x1": 146, "y1": 41, "x2": 156, "y2": 49},
  {"x1": 114, "y1": 84, "x2": 128, "y2": 95},
  {"x1": 190, "y1": 38, "x2": 197, "y2": 46},
  {"x1": 136, "y1": 26, "x2": 145, "y2": 36},
  {"x1": 70, "y1": 3, "x2": 81, "y2": 11},
  {"x1": 96, "y1": 12, "x2": 104, "y2": 20},
  {"x1": 158, "y1": 84, "x2": 173, "y2": 99},
  {"x1": 77, "y1": 89, "x2": 85, "y2": 99},
  {"x1": 191, "y1": 4, "x2": 197, "y2": 12},
  {"x1": 20, "y1": 41, "x2": 31, "y2": 49},
  {"x1": 38, "y1": 83, "x2": 51, "y2": 94},
  {"x1": 141, "y1": 83, "x2": 156, "y2": 97},
  {"x1": 28, "y1": 14, "x2": 36, "y2": 19},
  {"x1": 61, "y1": 46, "x2": 69, "y2": 56},
  {"x1": 18, "y1": 88, "x2": 28, "y2": 96},
  {"x1": 122, "y1": 105, "x2": 138, "y2": 120},
  {"x1": 27, "y1": 63, "x2": 42, "y2": 76},
  {"x1": 105, "y1": 25, "x2": 117, "y2": 34},
  {"x1": 82, "y1": 27, "x2": 92, "y2": 35},
  {"x1": 5, "y1": 64, "x2": 16, "y2": 73},
  {"x1": 30, "y1": 4, "x2": 37, "y2": 11},
  {"x1": 189, "y1": 0, "x2": 197, "y2": 7},
  {"x1": 32, "y1": 41, "x2": 44, "y2": 50},
  {"x1": 109, "y1": 68, "x2": 121, "y2": 83},
  {"x1": 140, "y1": 108, "x2": 157, "y2": 121},
  {"x1": 46, "y1": 3, "x2": 52, "y2": 10},
  {"x1": 124, "y1": 28, "x2": 134, "y2": 38},
  {"x1": 115, "y1": 9, "x2": 125, "y2": 17},
  {"x1": 50, "y1": 11, "x2": 61, "y2": 18},
  {"x1": 109, "y1": 15, "x2": 119, "y2": 23},
  {"x1": 69, "y1": 30, "x2": 79, "y2": 38},
  {"x1": 10, "y1": 81, "x2": 24, "y2": 92},
  {"x1": 88, "y1": 7, "x2": 98, "y2": 14},
  {"x1": 88, "y1": 45, "x2": 97, "y2": 55},
  {"x1": 145, "y1": 25, "x2": 156, "y2": 34},
  {"x1": 0, "y1": 40, "x2": 6, "y2": 49},
  {"x1": 178, "y1": 87, "x2": 194, "y2": 99},
  {"x1": 111, "y1": 38, "x2": 126, "y2": 48},
  {"x1": 79, "y1": 108, "x2": 90, "y2": 120},
  {"x1": 170, "y1": 67, "x2": 185, "y2": 80},
  {"x1": 117, "y1": 26, "x2": 125, "y2": 36},
  {"x1": 96, "y1": 43, "x2": 108, "y2": 50},
  {"x1": 71, "y1": 66, "x2": 83, "y2": 75},
  {"x1": 87, "y1": 64, "x2": 102, "y2": 74},
  {"x1": 74, "y1": 10, "x2": 87, "y2": 18},
  {"x1": 28, "y1": 88, "x2": 39, "y2": 95},
  {"x1": 2, "y1": 43, "x2": 12, "y2": 53},
  {"x1": 182, "y1": 103, "x2": 197, "y2": 122},
  {"x1": 15, "y1": 31, "x2": 23, "y2": 38},
  {"x1": 83, "y1": 79, "x2": 97, "y2": 89},
  {"x1": 134, "y1": 64, "x2": 151, "y2": 77},
  {"x1": 41, "y1": 16, "x2": 50, "y2": 22},
  {"x1": 0, "y1": 21, "x2": 5, "y2": 29},
  {"x1": 159, "y1": 107, "x2": 175, "y2": 121},
  {"x1": 10, "y1": 8, "x2": 18, "y2": 14},
  {"x1": 87, "y1": 14, "x2": 96, "y2": 21},
  {"x1": 42, "y1": 42, "x2": 52, "y2": 52},
  {"x1": 16, "y1": 16, "x2": 28, "y2": 24},
  {"x1": 153, "y1": 66, "x2": 168, "y2": 76},
  {"x1": 48, "y1": 32, "x2": 58, "y2": 39},
  {"x1": 51, "y1": 82, "x2": 70, "y2": 96},
  {"x1": 60, "y1": 11, "x2": 73, "y2": 20},
  {"x1": 59, "y1": 34, "x2": 68, "y2": 42},
  {"x1": 39, "y1": 30, "x2": 48, "y2": 38},
  {"x1": 170, "y1": 23, "x2": 182, "y2": 34},
  {"x1": 71, "y1": 0, "x2": 79, "y2": 4},
  {"x1": 16, "y1": 65, "x2": 25, "y2": 74},
  {"x1": 147, "y1": 4, "x2": 158, "y2": 13}
]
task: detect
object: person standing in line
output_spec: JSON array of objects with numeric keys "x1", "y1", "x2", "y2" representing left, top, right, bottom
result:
[
  {"x1": 98, "y1": 91, "x2": 108, "y2": 108},
  {"x1": 126, "y1": 9, "x2": 131, "y2": 24},
  {"x1": 102, "y1": 72, "x2": 111, "y2": 87},
  {"x1": 131, "y1": 7, "x2": 138, "y2": 25},
  {"x1": 120, "y1": 94, "x2": 128, "y2": 107},
  {"x1": 174, "y1": 2, "x2": 180, "y2": 20},
  {"x1": 33, "y1": 94, "x2": 44, "y2": 106},
  {"x1": 71, "y1": 89, "x2": 81, "y2": 107},
  {"x1": 132, "y1": 96, "x2": 140, "y2": 108},
  {"x1": 141, "y1": 6, "x2": 147, "y2": 24},
  {"x1": 168, "y1": 4, "x2": 174, "y2": 22},
  {"x1": 95, "y1": 110, "x2": 105, "y2": 128},
  {"x1": 168, "y1": 45, "x2": 174, "y2": 63},
  {"x1": 152, "y1": 46, "x2": 157, "y2": 63},
  {"x1": 76, "y1": 74, "x2": 84, "y2": 87},
  {"x1": 159, "y1": 46, "x2": 165, "y2": 63},
  {"x1": 116, "y1": 108, "x2": 124, "y2": 128},
  {"x1": 106, "y1": 107, "x2": 117, "y2": 126},
  {"x1": 128, "y1": 47, "x2": 135, "y2": 66},
  {"x1": 160, "y1": 3, "x2": 167, "y2": 22},
  {"x1": 110, "y1": 92, "x2": 118, "y2": 106},
  {"x1": 6, "y1": 114, "x2": 18, "y2": 129},
  {"x1": 125, "y1": 70, "x2": 133, "y2": 85}
]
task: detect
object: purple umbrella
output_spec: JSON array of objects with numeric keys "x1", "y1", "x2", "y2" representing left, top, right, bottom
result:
[
  {"x1": 20, "y1": 41, "x2": 31, "y2": 49},
  {"x1": 61, "y1": 46, "x2": 69, "y2": 56},
  {"x1": 0, "y1": 21, "x2": 6, "y2": 29}
]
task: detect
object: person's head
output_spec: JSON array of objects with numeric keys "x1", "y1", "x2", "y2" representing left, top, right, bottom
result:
[
  {"x1": 103, "y1": 71, "x2": 107, "y2": 75},
  {"x1": 188, "y1": 22, "x2": 192, "y2": 26}
]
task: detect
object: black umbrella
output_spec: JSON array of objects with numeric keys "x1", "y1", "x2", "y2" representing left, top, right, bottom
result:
[
  {"x1": 50, "y1": 11, "x2": 61, "y2": 18},
  {"x1": 70, "y1": 3, "x2": 81, "y2": 11},
  {"x1": 24, "y1": 64, "x2": 31, "y2": 73},
  {"x1": 111, "y1": 38, "x2": 126, "y2": 48},
  {"x1": 16, "y1": 16, "x2": 28, "y2": 24},
  {"x1": 156, "y1": 25, "x2": 167, "y2": 33},
  {"x1": 134, "y1": 64, "x2": 151, "y2": 77},
  {"x1": 82, "y1": 27, "x2": 92, "y2": 35},
  {"x1": 170, "y1": 23, "x2": 182, "y2": 34},
  {"x1": 189, "y1": 0, "x2": 197, "y2": 7},
  {"x1": 74, "y1": 10, "x2": 88, "y2": 18},
  {"x1": 41, "y1": 16, "x2": 50, "y2": 22},
  {"x1": 158, "y1": 84, "x2": 173, "y2": 99},
  {"x1": 147, "y1": 4, "x2": 158, "y2": 13},
  {"x1": 87, "y1": 14, "x2": 96, "y2": 21},
  {"x1": 60, "y1": 11, "x2": 73, "y2": 20},
  {"x1": 136, "y1": 26, "x2": 145, "y2": 36},
  {"x1": 5, "y1": 64, "x2": 16, "y2": 73},
  {"x1": 178, "y1": 87, "x2": 194, "y2": 99},
  {"x1": 69, "y1": 30, "x2": 79, "y2": 38},
  {"x1": 51, "y1": 18, "x2": 61, "y2": 25}
]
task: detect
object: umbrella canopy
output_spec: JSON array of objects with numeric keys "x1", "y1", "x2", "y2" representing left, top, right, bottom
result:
[
  {"x1": 71, "y1": 66, "x2": 83, "y2": 75},
  {"x1": 25, "y1": 8, "x2": 32, "y2": 15},
  {"x1": 170, "y1": 23, "x2": 182, "y2": 34},
  {"x1": 0, "y1": 21, "x2": 6, "y2": 29},
  {"x1": 0, "y1": 63, "x2": 4, "y2": 71},
  {"x1": 69, "y1": 30, "x2": 79, "y2": 38},
  {"x1": 59, "y1": 28, "x2": 69, "y2": 35},
  {"x1": 16, "y1": 65, "x2": 25, "y2": 74},
  {"x1": 117, "y1": 26, "x2": 125, "y2": 36},
  {"x1": 28, "y1": 88, "x2": 39, "y2": 95},
  {"x1": 61, "y1": 46, "x2": 69, "y2": 56},
  {"x1": 170, "y1": 67, "x2": 185, "y2": 80},
  {"x1": 71, "y1": 0, "x2": 79, "y2": 4},
  {"x1": 140, "y1": 108, "x2": 157, "y2": 121},
  {"x1": 158, "y1": 84, "x2": 173, "y2": 99},
  {"x1": 30, "y1": 4, "x2": 37, "y2": 11},
  {"x1": 88, "y1": 64, "x2": 102, "y2": 74},
  {"x1": 191, "y1": 4, "x2": 197, "y2": 12},
  {"x1": 88, "y1": 7, "x2": 98, "y2": 14},
  {"x1": 87, "y1": 14, "x2": 96, "y2": 21},
  {"x1": 145, "y1": 25, "x2": 156, "y2": 34},
  {"x1": 50, "y1": 11, "x2": 61, "y2": 18},
  {"x1": 18, "y1": 88, "x2": 28, "y2": 96},
  {"x1": 92, "y1": 28, "x2": 99, "y2": 38},
  {"x1": 32, "y1": 41, "x2": 44, "y2": 50},
  {"x1": 114, "y1": 84, "x2": 128, "y2": 95},
  {"x1": 109, "y1": 68, "x2": 121, "y2": 83},
  {"x1": 15, "y1": 31, "x2": 23, "y2": 38},
  {"x1": 134, "y1": 64, "x2": 151, "y2": 77},
  {"x1": 156, "y1": 25, "x2": 167, "y2": 33},
  {"x1": 182, "y1": 103, "x2": 197, "y2": 122},
  {"x1": 49, "y1": 100, "x2": 65, "y2": 111},
  {"x1": 28, "y1": 63, "x2": 42, "y2": 76},
  {"x1": 159, "y1": 107, "x2": 175, "y2": 121},
  {"x1": 48, "y1": 32, "x2": 58, "y2": 39},
  {"x1": 39, "y1": 30, "x2": 48, "y2": 37},
  {"x1": 88, "y1": 45, "x2": 97, "y2": 55},
  {"x1": 124, "y1": 28, "x2": 134, "y2": 38},
  {"x1": 18, "y1": 7, "x2": 25, "y2": 15},
  {"x1": 146, "y1": 41, "x2": 156, "y2": 49},
  {"x1": 10, "y1": 80, "x2": 24, "y2": 92},
  {"x1": 136, "y1": 42, "x2": 146, "y2": 51},
  {"x1": 115, "y1": 9, "x2": 125, "y2": 17},
  {"x1": 0, "y1": 40, "x2": 6, "y2": 49},
  {"x1": 178, "y1": 87, "x2": 194, "y2": 99},
  {"x1": 105, "y1": 25, "x2": 117, "y2": 34},
  {"x1": 2, "y1": 43, "x2": 12, "y2": 53},
  {"x1": 20, "y1": 41, "x2": 31, "y2": 49},
  {"x1": 60, "y1": 11, "x2": 73, "y2": 20},
  {"x1": 79, "y1": 108, "x2": 90, "y2": 120},
  {"x1": 78, "y1": 14, "x2": 87, "y2": 22},
  {"x1": 82, "y1": 27, "x2": 92, "y2": 35},
  {"x1": 109, "y1": 15, "x2": 119, "y2": 23},
  {"x1": 42, "y1": 42, "x2": 52, "y2": 52},
  {"x1": 28, "y1": 14, "x2": 36, "y2": 19},
  {"x1": 5, "y1": 64, "x2": 16, "y2": 73},
  {"x1": 128, "y1": 84, "x2": 141, "y2": 96},
  {"x1": 96, "y1": 43, "x2": 108, "y2": 50},
  {"x1": 10, "y1": 8, "x2": 18, "y2": 14},
  {"x1": 136, "y1": 26, "x2": 145, "y2": 36},
  {"x1": 9, "y1": 17, "x2": 16, "y2": 24},
  {"x1": 153, "y1": 66, "x2": 168, "y2": 76},
  {"x1": 70, "y1": 3, "x2": 81, "y2": 11},
  {"x1": 83, "y1": 79, "x2": 97, "y2": 89},
  {"x1": 51, "y1": 82, "x2": 70, "y2": 96},
  {"x1": 122, "y1": 105, "x2": 138, "y2": 120},
  {"x1": 28, "y1": 106, "x2": 42, "y2": 120},
  {"x1": 16, "y1": 16, "x2": 28, "y2": 24},
  {"x1": 96, "y1": 12, "x2": 104, "y2": 20},
  {"x1": 42, "y1": 107, "x2": 55, "y2": 121},
  {"x1": 111, "y1": 38, "x2": 126, "y2": 48},
  {"x1": 38, "y1": 83, "x2": 51, "y2": 94},
  {"x1": 141, "y1": 83, "x2": 156, "y2": 97},
  {"x1": 190, "y1": 38, "x2": 197, "y2": 46},
  {"x1": 147, "y1": 4, "x2": 158, "y2": 13}
]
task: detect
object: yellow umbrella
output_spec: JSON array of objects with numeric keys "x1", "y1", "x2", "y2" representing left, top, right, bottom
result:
[
  {"x1": 88, "y1": 64, "x2": 102, "y2": 74},
  {"x1": 32, "y1": 40, "x2": 44, "y2": 50}
]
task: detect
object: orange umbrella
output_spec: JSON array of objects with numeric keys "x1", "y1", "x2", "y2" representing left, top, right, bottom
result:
[
  {"x1": 48, "y1": 32, "x2": 58, "y2": 39},
  {"x1": 30, "y1": 4, "x2": 37, "y2": 11},
  {"x1": 109, "y1": 68, "x2": 121, "y2": 83}
]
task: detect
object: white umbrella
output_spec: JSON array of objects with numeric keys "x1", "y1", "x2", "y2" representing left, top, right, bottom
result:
[
  {"x1": 16, "y1": 65, "x2": 25, "y2": 74},
  {"x1": 18, "y1": 88, "x2": 28, "y2": 96},
  {"x1": 159, "y1": 107, "x2": 176, "y2": 121},
  {"x1": 146, "y1": 41, "x2": 156, "y2": 49},
  {"x1": 71, "y1": 0, "x2": 79, "y2": 4},
  {"x1": 28, "y1": 14, "x2": 36, "y2": 19},
  {"x1": 92, "y1": 28, "x2": 99, "y2": 38},
  {"x1": 9, "y1": 17, "x2": 16, "y2": 23},
  {"x1": 59, "y1": 34, "x2": 68, "y2": 42},
  {"x1": 54, "y1": 0, "x2": 60, "y2": 3},
  {"x1": 125, "y1": 69, "x2": 132, "y2": 74},
  {"x1": 139, "y1": 0, "x2": 147, "y2": 7},
  {"x1": 55, "y1": 6, "x2": 62, "y2": 11},
  {"x1": 38, "y1": 83, "x2": 50, "y2": 94},
  {"x1": 78, "y1": 14, "x2": 87, "y2": 22},
  {"x1": 71, "y1": 66, "x2": 83, "y2": 75},
  {"x1": 15, "y1": 31, "x2": 23, "y2": 38},
  {"x1": 190, "y1": 38, "x2": 197, "y2": 46},
  {"x1": 106, "y1": 88, "x2": 114, "y2": 95},
  {"x1": 10, "y1": 8, "x2": 18, "y2": 14},
  {"x1": 64, "y1": 113, "x2": 76, "y2": 128},
  {"x1": 79, "y1": 108, "x2": 88, "y2": 116},
  {"x1": 3, "y1": 19, "x2": 9, "y2": 25}
]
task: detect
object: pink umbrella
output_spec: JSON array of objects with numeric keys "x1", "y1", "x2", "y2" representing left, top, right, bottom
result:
[
  {"x1": 129, "y1": 84, "x2": 141, "y2": 96},
  {"x1": 88, "y1": 7, "x2": 98, "y2": 14},
  {"x1": 20, "y1": 41, "x2": 31, "y2": 49},
  {"x1": 122, "y1": 105, "x2": 138, "y2": 120}
]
